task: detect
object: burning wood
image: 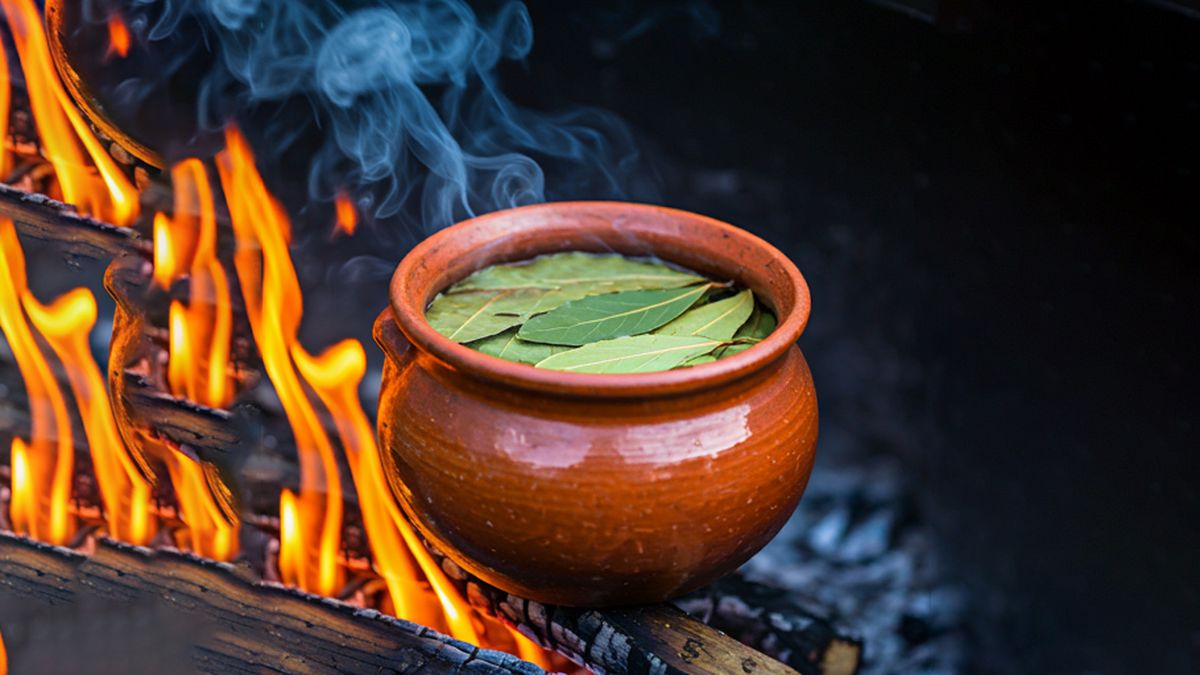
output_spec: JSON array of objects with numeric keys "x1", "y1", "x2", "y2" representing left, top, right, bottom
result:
[
  {"x1": 0, "y1": 533, "x2": 539, "y2": 674},
  {"x1": 0, "y1": 182, "x2": 140, "y2": 260}
]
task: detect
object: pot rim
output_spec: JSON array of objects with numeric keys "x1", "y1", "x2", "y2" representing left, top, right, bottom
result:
[{"x1": 389, "y1": 201, "x2": 810, "y2": 398}]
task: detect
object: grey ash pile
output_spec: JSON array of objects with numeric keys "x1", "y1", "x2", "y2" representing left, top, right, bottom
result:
[{"x1": 684, "y1": 456, "x2": 970, "y2": 675}]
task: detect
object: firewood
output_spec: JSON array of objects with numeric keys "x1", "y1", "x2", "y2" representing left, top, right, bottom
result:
[
  {"x1": 433, "y1": 553, "x2": 833, "y2": 675},
  {"x1": 0, "y1": 183, "x2": 143, "y2": 260},
  {"x1": 0, "y1": 533, "x2": 542, "y2": 674}
]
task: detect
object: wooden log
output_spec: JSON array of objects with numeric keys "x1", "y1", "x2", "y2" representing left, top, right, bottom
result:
[
  {"x1": 676, "y1": 575, "x2": 863, "y2": 675},
  {"x1": 434, "y1": 554, "x2": 814, "y2": 675},
  {"x1": 0, "y1": 533, "x2": 542, "y2": 674},
  {"x1": 0, "y1": 182, "x2": 143, "y2": 260}
]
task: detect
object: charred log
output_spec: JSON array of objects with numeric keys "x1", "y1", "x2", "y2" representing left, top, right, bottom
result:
[
  {"x1": 677, "y1": 575, "x2": 863, "y2": 675},
  {"x1": 0, "y1": 182, "x2": 142, "y2": 260},
  {"x1": 0, "y1": 533, "x2": 542, "y2": 674}
]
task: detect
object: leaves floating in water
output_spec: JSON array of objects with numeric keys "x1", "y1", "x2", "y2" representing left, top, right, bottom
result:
[
  {"x1": 453, "y1": 252, "x2": 704, "y2": 294},
  {"x1": 425, "y1": 290, "x2": 527, "y2": 343},
  {"x1": 423, "y1": 251, "x2": 778, "y2": 372},
  {"x1": 535, "y1": 335, "x2": 726, "y2": 373},
  {"x1": 471, "y1": 328, "x2": 567, "y2": 365},
  {"x1": 654, "y1": 288, "x2": 754, "y2": 340},
  {"x1": 735, "y1": 304, "x2": 777, "y2": 340},
  {"x1": 518, "y1": 284, "x2": 711, "y2": 346}
]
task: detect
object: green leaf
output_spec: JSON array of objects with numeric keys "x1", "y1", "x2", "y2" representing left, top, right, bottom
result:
[
  {"x1": 470, "y1": 328, "x2": 567, "y2": 365},
  {"x1": 735, "y1": 304, "x2": 777, "y2": 340},
  {"x1": 535, "y1": 335, "x2": 727, "y2": 373},
  {"x1": 451, "y1": 252, "x2": 704, "y2": 294},
  {"x1": 518, "y1": 284, "x2": 710, "y2": 346},
  {"x1": 654, "y1": 289, "x2": 755, "y2": 340},
  {"x1": 425, "y1": 290, "x2": 528, "y2": 343},
  {"x1": 678, "y1": 354, "x2": 719, "y2": 368}
]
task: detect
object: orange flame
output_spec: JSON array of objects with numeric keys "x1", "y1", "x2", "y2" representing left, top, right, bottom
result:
[
  {"x1": 0, "y1": 218, "x2": 74, "y2": 545},
  {"x1": 278, "y1": 488, "x2": 302, "y2": 588},
  {"x1": 0, "y1": 624, "x2": 7, "y2": 675},
  {"x1": 155, "y1": 159, "x2": 233, "y2": 409},
  {"x1": 509, "y1": 629, "x2": 554, "y2": 670},
  {"x1": 22, "y1": 287, "x2": 154, "y2": 545},
  {"x1": 107, "y1": 13, "x2": 130, "y2": 58},
  {"x1": 292, "y1": 340, "x2": 444, "y2": 632},
  {"x1": 2, "y1": 0, "x2": 138, "y2": 225},
  {"x1": 152, "y1": 212, "x2": 177, "y2": 290},
  {"x1": 333, "y1": 191, "x2": 357, "y2": 237},
  {"x1": 218, "y1": 127, "x2": 342, "y2": 596},
  {"x1": 149, "y1": 158, "x2": 237, "y2": 557},
  {"x1": 0, "y1": 40, "x2": 11, "y2": 179},
  {"x1": 163, "y1": 451, "x2": 236, "y2": 561},
  {"x1": 214, "y1": 129, "x2": 555, "y2": 664}
]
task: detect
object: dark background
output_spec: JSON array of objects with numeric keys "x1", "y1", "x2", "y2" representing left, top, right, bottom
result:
[{"x1": 504, "y1": 1, "x2": 1198, "y2": 672}]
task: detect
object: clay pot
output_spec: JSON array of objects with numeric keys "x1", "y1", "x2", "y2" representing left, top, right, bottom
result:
[{"x1": 375, "y1": 202, "x2": 817, "y2": 607}]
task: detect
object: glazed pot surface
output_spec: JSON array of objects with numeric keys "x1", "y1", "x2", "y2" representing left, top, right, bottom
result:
[{"x1": 377, "y1": 201, "x2": 817, "y2": 606}]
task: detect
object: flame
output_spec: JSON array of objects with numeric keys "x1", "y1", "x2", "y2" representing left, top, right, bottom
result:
[
  {"x1": 2, "y1": 0, "x2": 138, "y2": 225},
  {"x1": 0, "y1": 40, "x2": 11, "y2": 179},
  {"x1": 292, "y1": 340, "x2": 444, "y2": 632},
  {"x1": 107, "y1": 13, "x2": 130, "y2": 58},
  {"x1": 156, "y1": 159, "x2": 233, "y2": 408},
  {"x1": 509, "y1": 629, "x2": 554, "y2": 670},
  {"x1": 0, "y1": 624, "x2": 7, "y2": 675},
  {"x1": 333, "y1": 191, "x2": 357, "y2": 237},
  {"x1": 21, "y1": 287, "x2": 154, "y2": 545},
  {"x1": 149, "y1": 158, "x2": 237, "y2": 557},
  {"x1": 163, "y1": 451, "x2": 236, "y2": 561},
  {"x1": 0, "y1": 218, "x2": 73, "y2": 544},
  {"x1": 218, "y1": 127, "x2": 342, "y2": 596},
  {"x1": 8, "y1": 438, "x2": 31, "y2": 538},
  {"x1": 278, "y1": 488, "x2": 301, "y2": 587},
  {"x1": 152, "y1": 212, "x2": 177, "y2": 290},
  {"x1": 214, "y1": 129, "x2": 555, "y2": 663}
]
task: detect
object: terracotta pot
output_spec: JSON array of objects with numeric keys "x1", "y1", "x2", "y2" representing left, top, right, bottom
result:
[{"x1": 375, "y1": 201, "x2": 817, "y2": 607}]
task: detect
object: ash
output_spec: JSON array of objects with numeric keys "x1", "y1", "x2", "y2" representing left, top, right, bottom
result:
[{"x1": 737, "y1": 452, "x2": 969, "y2": 675}]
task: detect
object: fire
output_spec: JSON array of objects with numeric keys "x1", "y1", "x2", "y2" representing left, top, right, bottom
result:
[
  {"x1": 0, "y1": 42, "x2": 10, "y2": 178},
  {"x1": 1, "y1": 0, "x2": 138, "y2": 225},
  {"x1": 0, "y1": 5, "x2": 553, "y2": 654},
  {"x1": 0, "y1": 218, "x2": 74, "y2": 545},
  {"x1": 106, "y1": 13, "x2": 130, "y2": 58},
  {"x1": 161, "y1": 448, "x2": 237, "y2": 561},
  {"x1": 218, "y1": 127, "x2": 342, "y2": 596},
  {"x1": 0, "y1": 625, "x2": 6, "y2": 675},
  {"x1": 21, "y1": 288, "x2": 154, "y2": 545},
  {"x1": 333, "y1": 191, "x2": 357, "y2": 236},
  {"x1": 156, "y1": 159, "x2": 233, "y2": 408},
  {"x1": 291, "y1": 340, "x2": 445, "y2": 633},
  {"x1": 149, "y1": 157, "x2": 237, "y2": 559}
]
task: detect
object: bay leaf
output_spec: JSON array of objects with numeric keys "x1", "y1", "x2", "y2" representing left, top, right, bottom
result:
[
  {"x1": 518, "y1": 284, "x2": 710, "y2": 346},
  {"x1": 679, "y1": 354, "x2": 719, "y2": 368},
  {"x1": 425, "y1": 289, "x2": 528, "y2": 343},
  {"x1": 654, "y1": 288, "x2": 754, "y2": 340},
  {"x1": 735, "y1": 304, "x2": 777, "y2": 340},
  {"x1": 535, "y1": 335, "x2": 726, "y2": 373},
  {"x1": 451, "y1": 252, "x2": 704, "y2": 294},
  {"x1": 471, "y1": 328, "x2": 567, "y2": 365}
]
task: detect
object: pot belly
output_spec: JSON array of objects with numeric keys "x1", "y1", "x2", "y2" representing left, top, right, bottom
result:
[{"x1": 378, "y1": 347, "x2": 818, "y2": 606}]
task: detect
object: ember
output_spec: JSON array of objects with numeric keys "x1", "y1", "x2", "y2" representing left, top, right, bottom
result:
[{"x1": 105, "y1": 13, "x2": 129, "y2": 59}]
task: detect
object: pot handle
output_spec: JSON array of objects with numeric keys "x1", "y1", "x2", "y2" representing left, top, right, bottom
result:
[{"x1": 372, "y1": 308, "x2": 412, "y2": 363}]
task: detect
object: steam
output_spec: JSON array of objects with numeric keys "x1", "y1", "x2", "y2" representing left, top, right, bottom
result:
[{"x1": 123, "y1": 0, "x2": 647, "y2": 231}]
